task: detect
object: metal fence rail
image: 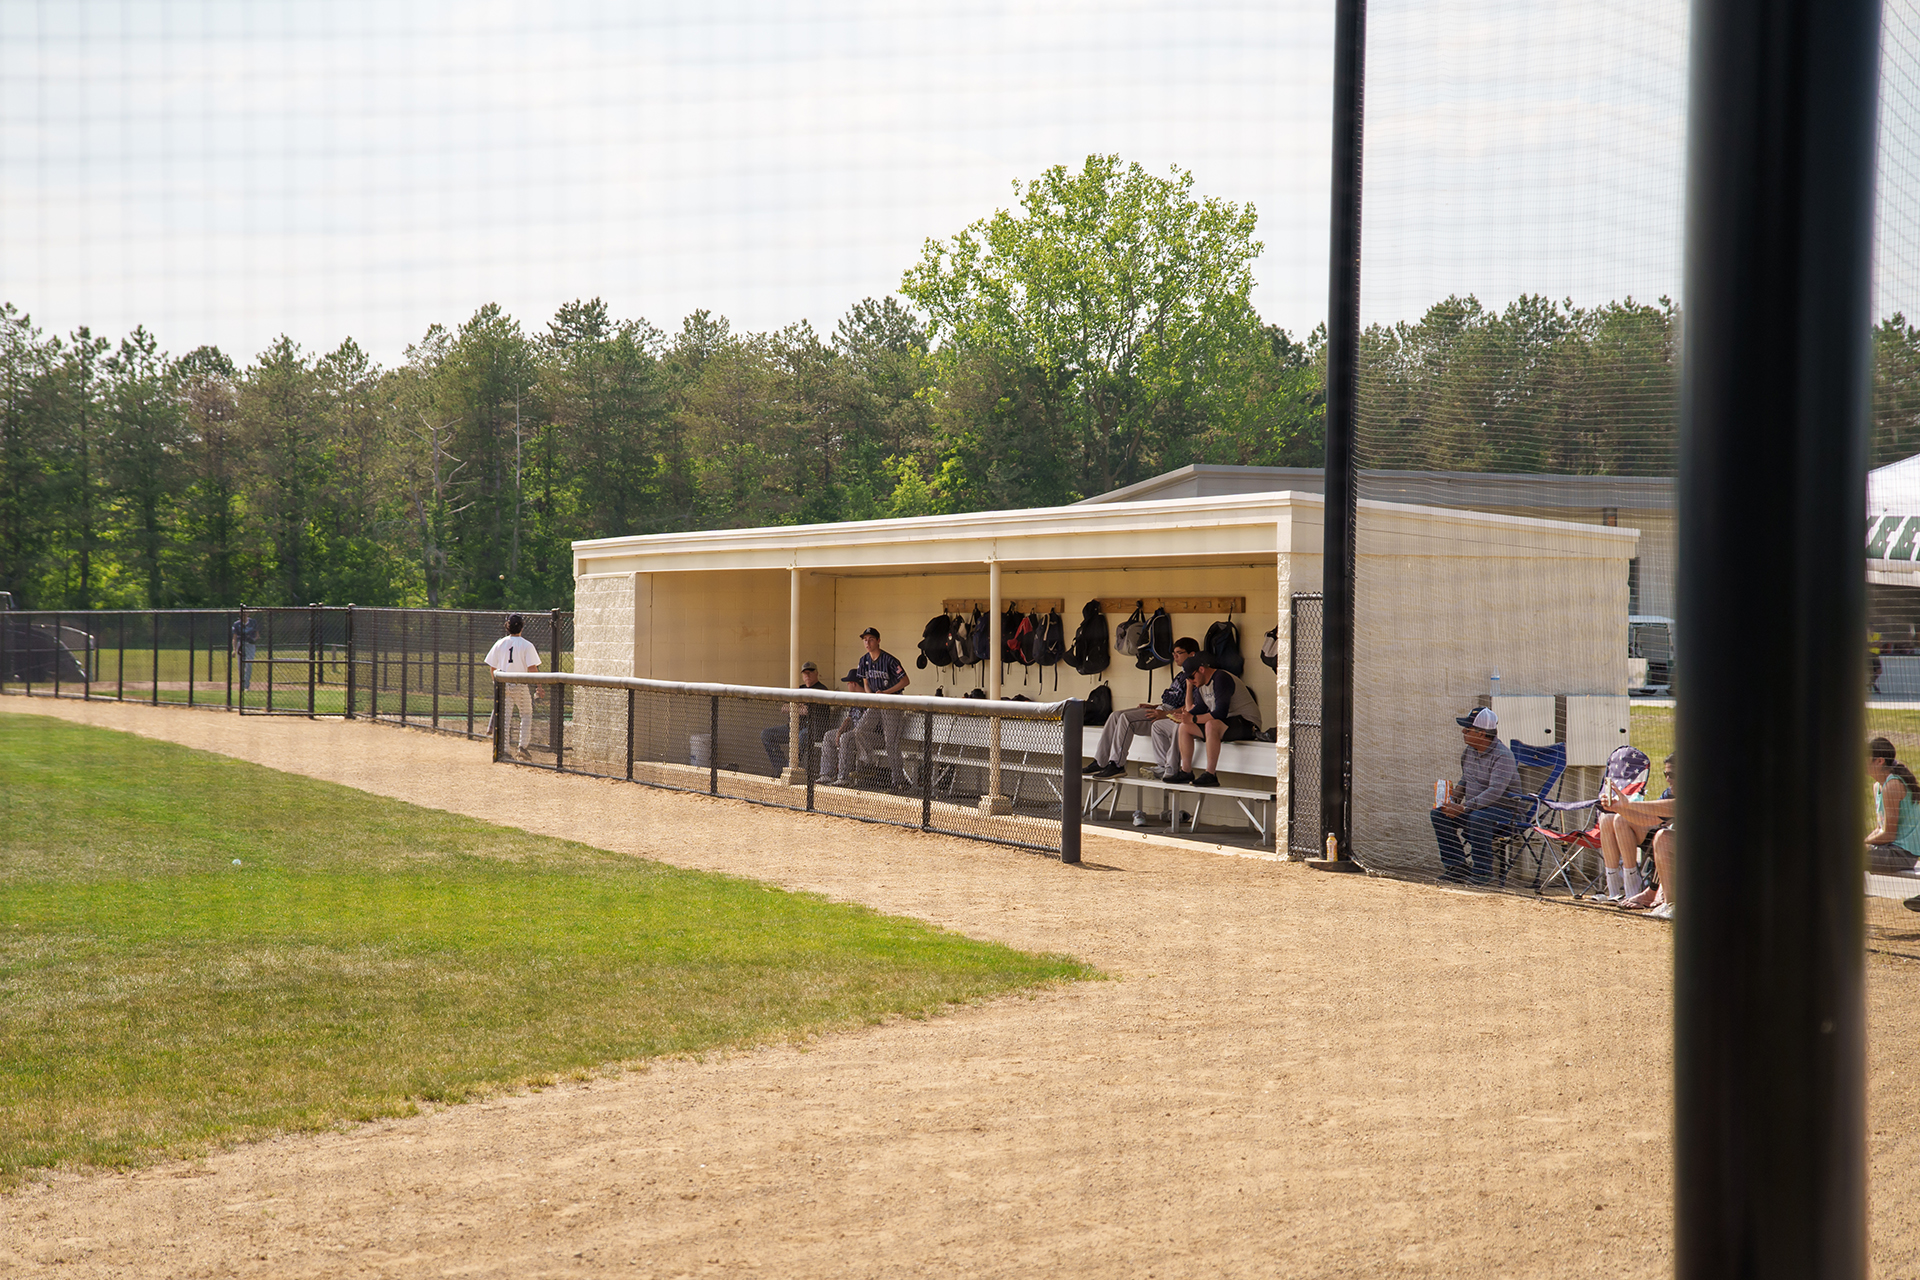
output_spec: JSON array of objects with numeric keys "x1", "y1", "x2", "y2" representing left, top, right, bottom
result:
[
  {"x1": 0, "y1": 607, "x2": 572, "y2": 743},
  {"x1": 495, "y1": 671, "x2": 1085, "y2": 862}
]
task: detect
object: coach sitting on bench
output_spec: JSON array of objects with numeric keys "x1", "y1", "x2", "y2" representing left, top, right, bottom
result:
[
  {"x1": 1431, "y1": 706, "x2": 1522, "y2": 885},
  {"x1": 1166, "y1": 653, "x2": 1263, "y2": 788}
]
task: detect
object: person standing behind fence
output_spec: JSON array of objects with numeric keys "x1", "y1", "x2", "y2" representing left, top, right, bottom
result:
[
  {"x1": 230, "y1": 607, "x2": 259, "y2": 693},
  {"x1": 485, "y1": 614, "x2": 541, "y2": 760},
  {"x1": 846, "y1": 626, "x2": 910, "y2": 790}
]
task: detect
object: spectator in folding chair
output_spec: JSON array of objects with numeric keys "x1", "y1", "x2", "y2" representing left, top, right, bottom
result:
[
  {"x1": 1430, "y1": 706, "x2": 1523, "y2": 885},
  {"x1": 1596, "y1": 746, "x2": 1657, "y2": 902},
  {"x1": 1621, "y1": 755, "x2": 1677, "y2": 915}
]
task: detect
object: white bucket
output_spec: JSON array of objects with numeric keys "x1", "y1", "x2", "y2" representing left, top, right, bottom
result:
[{"x1": 689, "y1": 733, "x2": 712, "y2": 767}]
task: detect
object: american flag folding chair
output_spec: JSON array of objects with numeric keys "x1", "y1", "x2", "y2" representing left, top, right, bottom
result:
[{"x1": 1524, "y1": 745, "x2": 1651, "y2": 896}]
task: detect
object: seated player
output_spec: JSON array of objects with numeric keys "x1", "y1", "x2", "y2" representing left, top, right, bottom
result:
[{"x1": 1167, "y1": 654, "x2": 1262, "y2": 788}]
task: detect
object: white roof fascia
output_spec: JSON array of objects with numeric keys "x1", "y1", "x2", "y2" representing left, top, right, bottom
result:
[{"x1": 572, "y1": 489, "x2": 1636, "y2": 578}]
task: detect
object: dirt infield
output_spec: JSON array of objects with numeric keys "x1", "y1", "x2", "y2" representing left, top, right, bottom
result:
[{"x1": 6, "y1": 697, "x2": 1920, "y2": 1278}]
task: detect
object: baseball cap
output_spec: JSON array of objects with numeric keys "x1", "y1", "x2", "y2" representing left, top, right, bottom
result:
[
  {"x1": 1181, "y1": 654, "x2": 1207, "y2": 675},
  {"x1": 843, "y1": 669, "x2": 863, "y2": 683},
  {"x1": 859, "y1": 626, "x2": 880, "y2": 639},
  {"x1": 800, "y1": 660, "x2": 817, "y2": 672},
  {"x1": 1455, "y1": 707, "x2": 1498, "y2": 732}
]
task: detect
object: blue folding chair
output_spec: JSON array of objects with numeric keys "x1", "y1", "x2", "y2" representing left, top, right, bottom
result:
[{"x1": 1497, "y1": 740, "x2": 1569, "y2": 887}]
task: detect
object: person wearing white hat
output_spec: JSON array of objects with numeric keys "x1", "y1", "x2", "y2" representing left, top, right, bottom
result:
[{"x1": 1430, "y1": 706, "x2": 1522, "y2": 885}]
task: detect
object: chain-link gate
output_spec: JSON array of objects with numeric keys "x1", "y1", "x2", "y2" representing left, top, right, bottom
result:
[{"x1": 1287, "y1": 592, "x2": 1323, "y2": 859}]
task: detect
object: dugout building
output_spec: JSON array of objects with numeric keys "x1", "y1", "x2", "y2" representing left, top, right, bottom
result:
[{"x1": 569, "y1": 483, "x2": 1636, "y2": 863}]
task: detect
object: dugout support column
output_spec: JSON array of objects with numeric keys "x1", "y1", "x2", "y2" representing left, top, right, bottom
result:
[
  {"x1": 781, "y1": 565, "x2": 805, "y2": 786},
  {"x1": 981, "y1": 555, "x2": 1010, "y2": 815},
  {"x1": 1675, "y1": 0, "x2": 1877, "y2": 1272}
]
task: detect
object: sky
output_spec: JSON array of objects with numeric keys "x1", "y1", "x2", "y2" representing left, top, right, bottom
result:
[{"x1": 1, "y1": 0, "x2": 1916, "y2": 367}]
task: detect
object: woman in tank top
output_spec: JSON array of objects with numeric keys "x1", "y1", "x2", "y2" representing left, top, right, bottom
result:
[{"x1": 1866, "y1": 736, "x2": 1920, "y2": 873}]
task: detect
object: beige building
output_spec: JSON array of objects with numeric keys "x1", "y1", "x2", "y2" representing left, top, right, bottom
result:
[{"x1": 571, "y1": 490, "x2": 1636, "y2": 862}]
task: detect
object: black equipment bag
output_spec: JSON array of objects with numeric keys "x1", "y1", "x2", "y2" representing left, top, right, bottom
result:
[
  {"x1": 1136, "y1": 607, "x2": 1173, "y2": 670},
  {"x1": 971, "y1": 608, "x2": 993, "y2": 664},
  {"x1": 1084, "y1": 683, "x2": 1113, "y2": 726},
  {"x1": 1203, "y1": 614, "x2": 1244, "y2": 676},
  {"x1": 1067, "y1": 599, "x2": 1109, "y2": 675},
  {"x1": 916, "y1": 614, "x2": 954, "y2": 669}
]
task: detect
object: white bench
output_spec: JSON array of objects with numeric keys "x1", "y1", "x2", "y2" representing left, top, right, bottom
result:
[
  {"x1": 817, "y1": 711, "x2": 1069, "y2": 806},
  {"x1": 1082, "y1": 772, "x2": 1278, "y2": 845}
]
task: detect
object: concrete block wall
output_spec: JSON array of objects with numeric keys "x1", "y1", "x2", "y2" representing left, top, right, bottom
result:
[{"x1": 572, "y1": 572, "x2": 635, "y2": 774}]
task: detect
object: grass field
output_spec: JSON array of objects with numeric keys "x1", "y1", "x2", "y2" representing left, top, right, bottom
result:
[{"x1": 0, "y1": 715, "x2": 1091, "y2": 1188}]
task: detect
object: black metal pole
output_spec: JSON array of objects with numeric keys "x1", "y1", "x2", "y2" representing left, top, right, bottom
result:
[
  {"x1": 52, "y1": 610, "x2": 61, "y2": 698},
  {"x1": 1674, "y1": 0, "x2": 1878, "y2": 1271},
  {"x1": 150, "y1": 612, "x2": 159, "y2": 706},
  {"x1": 549, "y1": 608, "x2": 563, "y2": 759},
  {"x1": 492, "y1": 679, "x2": 505, "y2": 763},
  {"x1": 1318, "y1": 0, "x2": 1364, "y2": 863},
  {"x1": 709, "y1": 694, "x2": 719, "y2": 794},
  {"x1": 185, "y1": 611, "x2": 194, "y2": 706},
  {"x1": 626, "y1": 687, "x2": 636, "y2": 782},
  {"x1": 307, "y1": 603, "x2": 317, "y2": 719},
  {"x1": 344, "y1": 605, "x2": 356, "y2": 719},
  {"x1": 922, "y1": 708, "x2": 935, "y2": 830},
  {"x1": 1061, "y1": 700, "x2": 1084, "y2": 864}
]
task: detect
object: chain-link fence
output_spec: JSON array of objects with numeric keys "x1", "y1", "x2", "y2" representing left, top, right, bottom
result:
[
  {"x1": 0, "y1": 608, "x2": 572, "y2": 738},
  {"x1": 346, "y1": 608, "x2": 571, "y2": 738},
  {"x1": 1287, "y1": 593, "x2": 1323, "y2": 860},
  {"x1": 494, "y1": 672, "x2": 1084, "y2": 861}
]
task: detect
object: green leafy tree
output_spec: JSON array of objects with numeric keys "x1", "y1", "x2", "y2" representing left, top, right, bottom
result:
[
  {"x1": 237, "y1": 336, "x2": 326, "y2": 604},
  {"x1": 0, "y1": 306, "x2": 59, "y2": 605},
  {"x1": 903, "y1": 155, "x2": 1267, "y2": 505},
  {"x1": 174, "y1": 346, "x2": 251, "y2": 606},
  {"x1": 103, "y1": 327, "x2": 186, "y2": 605},
  {"x1": 46, "y1": 327, "x2": 113, "y2": 608}
]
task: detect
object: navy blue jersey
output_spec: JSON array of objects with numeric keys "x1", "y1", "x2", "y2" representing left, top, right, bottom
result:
[{"x1": 857, "y1": 649, "x2": 907, "y2": 694}]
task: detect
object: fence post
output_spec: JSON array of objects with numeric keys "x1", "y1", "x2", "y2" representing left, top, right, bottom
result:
[
  {"x1": 52, "y1": 611, "x2": 61, "y2": 698},
  {"x1": 344, "y1": 605, "x2": 356, "y2": 718},
  {"x1": 399, "y1": 610, "x2": 408, "y2": 725},
  {"x1": 709, "y1": 695, "x2": 719, "y2": 794},
  {"x1": 464, "y1": 613, "x2": 475, "y2": 736},
  {"x1": 307, "y1": 604, "x2": 318, "y2": 718},
  {"x1": 1061, "y1": 700, "x2": 1083, "y2": 864},
  {"x1": 921, "y1": 708, "x2": 934, "y2": 830},
  {"x1": 625, "y1": 687, "x2": 635, "y2": 781},
  {"x1": 431, "y1": 610, "x2": 442, "y2": 731},
  {"x1": 548, "y1": 607, "x2": 562, "y2": 760},
  {"x1": 220, "y1": 614, "x2": 227, "y2": 709},
  {"x1": 150, "y1": 612, "x2": 159, "y2": 706},
  {"x1": 492, "y1": 678, "x2": 505, "y2": 763},
  {"x1": 553, "y1": 678, "x2": 567, "y2": 772}
]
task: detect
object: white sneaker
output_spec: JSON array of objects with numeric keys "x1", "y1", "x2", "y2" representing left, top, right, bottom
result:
[
  {"x1": 832, "y1": 776, "x2": 854, "y2": 786},
  {"x1": 1132, "y1": 811, "x2": 1148, "y2": 827},
  {"x1": 1647, "y1": 902, "x2": 1674, "y2": 920}
]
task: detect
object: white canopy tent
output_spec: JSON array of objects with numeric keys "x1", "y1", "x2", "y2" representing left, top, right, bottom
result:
[{"x1": 1866, "y1": 454, "x2": 1920, "y2": 582}]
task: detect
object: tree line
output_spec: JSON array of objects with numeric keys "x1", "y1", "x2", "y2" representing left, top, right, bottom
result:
[{"x1": 6, "y1": 154, "x2": 1918, "y2": 612}]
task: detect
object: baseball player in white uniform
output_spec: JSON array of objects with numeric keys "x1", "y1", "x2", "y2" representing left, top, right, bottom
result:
[{"x1": 485, "y1": 614, "x2": 541, "y2": 758}]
